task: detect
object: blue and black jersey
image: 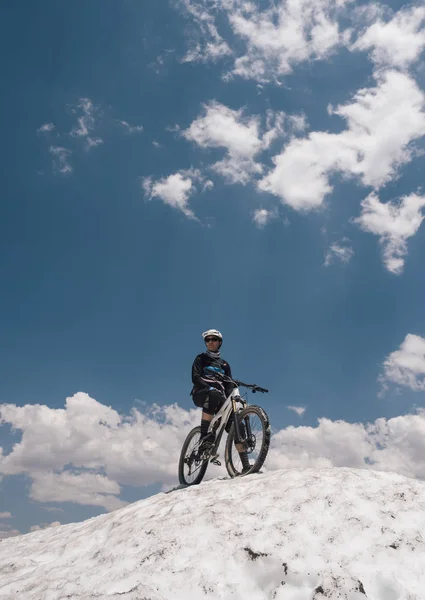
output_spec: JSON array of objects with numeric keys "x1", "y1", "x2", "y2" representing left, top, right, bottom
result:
[{"x1": 191, "y1": 353, "x2": 234, "y2": 397}]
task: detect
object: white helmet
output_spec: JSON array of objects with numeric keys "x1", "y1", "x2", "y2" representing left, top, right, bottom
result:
[{"x1": 202, "y1": 329, "x2": 223, "y2": 341}]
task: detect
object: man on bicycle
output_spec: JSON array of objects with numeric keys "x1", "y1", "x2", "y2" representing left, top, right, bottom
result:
[{"x1": 191, "y1": 329, "x2": 251, "y2": 474}]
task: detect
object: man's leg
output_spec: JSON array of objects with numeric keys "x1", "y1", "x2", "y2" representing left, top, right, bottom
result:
[
  {"x1": 200, "y1": 411, "x2": 213, "y2": 440},
  {"x1": 194, "y1": 389, "x2": 224, "y2": 442}
]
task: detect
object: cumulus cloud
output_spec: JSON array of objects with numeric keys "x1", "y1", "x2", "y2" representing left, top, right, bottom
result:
[
  {"x1": 354, "y1": 192, "x2": 425, "y2": 274},
  {"x1": 0, "y1": 512, "x2": 12, "y2": 519},
  {"x1": 183, "y1": 102, "x2": 286, "y2": 185},
  {"x1": 70, "y1": 98, "x2": 103, "y2": 150},
  {"x1": 0, "y1": 528, "x2": 20, "y2": 540},
  {"x1": 183, "y1": 101, "x2": 264, "y2": 184},
  {"x1": 259, "y1": 70, "x2": 425, "y2": 211},
  {"x1": 226, "y1": 0, "x2": 344, "y2": 82},
  {"x1": 142, "y1": 169, "x2": 210, "y2": 219},
  {"x1": 268, "y1": 418, "x2": 371, "y2": 472},
  {"x1": 268, "y1": 410, "x2": 425, "y2": 479},
  {"x1": 31, "y1": 472, "x2": 126, "y2": 512},
  {"x1": 352, "y1": 6, "x2": 425, "y2": 69},
  {"x1": 49, "y1": 146, "x2": 73, "y2": 175},
  {"x1": 324, "y1": 240, "x2": 354, "y2": 267},
  {"x1": 380, "y1": 334, "x2": 425, "y2": 392},
  {"x1": 180, "y1": 0, "x2": 347, "y2": 82},
  {"x1": 3, "y1": 393, "x2": 425, "y2": 511},
  {"x1": 30, "y1": 521, "x2": 61, "y2": 533},
  {"x1": 180, "y1": 1, "x2": 425, "y2": 80},
  {"x1": 0, "y1": 392, "x2": 199, "y2": 510}
]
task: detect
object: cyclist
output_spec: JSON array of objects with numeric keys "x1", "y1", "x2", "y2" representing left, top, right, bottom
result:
[{"x1": 191, "y1": 329, "x2": 251, "y2": 473}]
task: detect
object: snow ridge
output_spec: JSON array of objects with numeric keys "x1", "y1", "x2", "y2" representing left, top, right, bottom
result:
[{"x1": 1, "y1": 467, "x2": 425, "y2": 599}]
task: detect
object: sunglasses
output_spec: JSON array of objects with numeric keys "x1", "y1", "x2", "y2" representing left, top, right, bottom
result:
[{"x1": 205, "y1": 337, "x2": 220, "y2": 342}]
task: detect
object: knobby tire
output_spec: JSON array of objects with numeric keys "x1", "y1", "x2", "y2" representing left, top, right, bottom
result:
[
  {"x1": 225, "y1": 405, "x2": 270, "y2": 478},
  {"x1": 178, "y1": 426, "x2": 209, "y2": 486}
]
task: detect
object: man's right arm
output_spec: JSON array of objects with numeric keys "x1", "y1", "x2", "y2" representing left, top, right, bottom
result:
[{"x1": 192, "y1": 355, "x2": 210, "y2": 390}]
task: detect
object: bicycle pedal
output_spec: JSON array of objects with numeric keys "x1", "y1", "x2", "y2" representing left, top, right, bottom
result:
[{"x1": 210, "y1": 456, "x2": 221, "y2": 466}]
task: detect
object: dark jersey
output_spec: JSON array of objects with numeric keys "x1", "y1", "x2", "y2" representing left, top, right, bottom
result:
[{"x1": 191, "y1": 353, "x2": 234, "y2": 397}]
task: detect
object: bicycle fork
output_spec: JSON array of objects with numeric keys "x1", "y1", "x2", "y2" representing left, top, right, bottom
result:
[{"x1": 233, "y1": 400, "x2": 252, "y2": 446}]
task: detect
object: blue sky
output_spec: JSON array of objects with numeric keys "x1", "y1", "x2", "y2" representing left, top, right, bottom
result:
[{"x1": 1, "y1": 0, "x2": 425, "y2": 536}]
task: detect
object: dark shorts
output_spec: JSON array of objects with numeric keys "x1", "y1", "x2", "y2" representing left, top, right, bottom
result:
[{"x1": 192, "y1": 388, "x2": 225, "y2": 416}]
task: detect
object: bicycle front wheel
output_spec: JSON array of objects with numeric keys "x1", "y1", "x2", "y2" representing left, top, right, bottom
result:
[
  {"x1": 225, "y1": 405, "x2": 270, "y2": 478},
  {"x1": 178, "y1": 426, "x2": 209, "y2": 486}
]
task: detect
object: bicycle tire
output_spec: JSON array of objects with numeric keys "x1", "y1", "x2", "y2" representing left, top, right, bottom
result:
[
  {"x1": 178, "y1": 426, "x2": 209, "y2": 486},
  {"x1": 225, "y1": 405, "x2": 270, "y2": 478}
]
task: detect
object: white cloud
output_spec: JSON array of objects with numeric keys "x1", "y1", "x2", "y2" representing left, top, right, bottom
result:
[
  {"x1": 252, "y1": 208, "x2": 278, "y2": 227},
  {"x1": 37, "y1": 123, "x2": 55, "y2": 134},
  {"x1": 202, "y1": 179, "x2": 214, "y2": 192},
  {"x1": 381, "y1": 334, "x2": 425, "y2": 392},
  {"x1": 0, "y1": 512, "x2": 12, "y2": 519},
  {"x1": 268, "y1": 410, "x2": 425, "y2": 479},
  {"x1": 117, "y1": 120, "x2": 144, "y2": 134},
  {"x1": 227, "y1": 0, "x2": 343, "y2": 82},
  {"x1": 70, "y1": 98, "x2": 103, "y2": 150},
  {"x1": 4, "y1": 393, "x2": 425, "y2": 510},
  {"x1": 180, "y1": 1, "x2": 425, "y2": 82},
  {"x1": 180, "y1": 0, "x2": 347, "y2": 83},
  {"x1": 0, "y1": 528, "x2": 20, "y2": 539},
  {"x1": 85, "y1": 137, "x2": 103, "y2": 150},
  {"x1": 287, "y1": 405, "x2": 306, "y2": 417},
  {"x1": 259, "y1": 70, "x2": 425, "y2": 211},
  {"x1": 30, "y1": 521, "x2": 61, "y2": 533},
  {"x1": 143, "y1": 173, "x2": 194, "y2": 218},
  {"x1": 31, "y1": 472, "x2": 126, "y2": 512},
  {"x1": 180, "y1": 0, "x2": 232, "y2": 63},
  {"x1": 143, "y1": 169, "x2": 210, "y2": 219},
  {"x1": 324, "y1": 240, "x2": 354, "y2": 267},
  {"x1": 183, "y1": 101, "x2": 263, "y2": 184},
  {"x1": 288, "y1": 114, "x2": 308, "y2": 133},
  {"x1": 352, "y1": 6, "x2": 425, "y2": 69},
  {"x1": 354, "y1": 192, "x2": 425, "y2": 274},
  {"x1": 0, "y1": 392, "x2": 198, "y2": 510},
  {"x1": 70, "y1": 98, "x2": 94, "y2": 137},
  {"x1": 49, "y1": 146, "x2": 73, "y2": 175},
  {"x1": 183, "y1": 102, "x2": 287, "y2": 185}
]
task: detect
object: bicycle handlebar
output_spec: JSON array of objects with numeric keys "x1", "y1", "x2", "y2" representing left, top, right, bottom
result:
[{"x1": 233, "y1": 379, "x2": 269, "y2": 393}]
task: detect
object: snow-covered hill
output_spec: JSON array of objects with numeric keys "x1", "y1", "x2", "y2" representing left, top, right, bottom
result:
[{"x1": 1, "y1": 468, "x2": 425, "y2": 600}]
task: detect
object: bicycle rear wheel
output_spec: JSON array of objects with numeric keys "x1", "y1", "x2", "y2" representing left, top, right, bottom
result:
[
  {"x1": 178, "y1": 426, "x2": 209, "y2": 486},
  {"x1": 225, "y1": 405, "x2": 270, "y2": 478}
]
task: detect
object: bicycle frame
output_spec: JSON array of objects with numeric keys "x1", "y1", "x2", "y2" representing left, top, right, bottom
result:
[{"x1": 206, "y1": 387, "x2": 246, "y2": 456}]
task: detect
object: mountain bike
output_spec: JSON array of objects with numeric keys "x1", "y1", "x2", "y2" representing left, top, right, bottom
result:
[{"x1": 178, "y1": 378, "x2": 270, "y2": 486}]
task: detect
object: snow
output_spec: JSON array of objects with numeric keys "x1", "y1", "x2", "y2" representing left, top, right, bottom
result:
[{"x1": 1, "y1": 468, "x2": 425, "y2": 599}]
